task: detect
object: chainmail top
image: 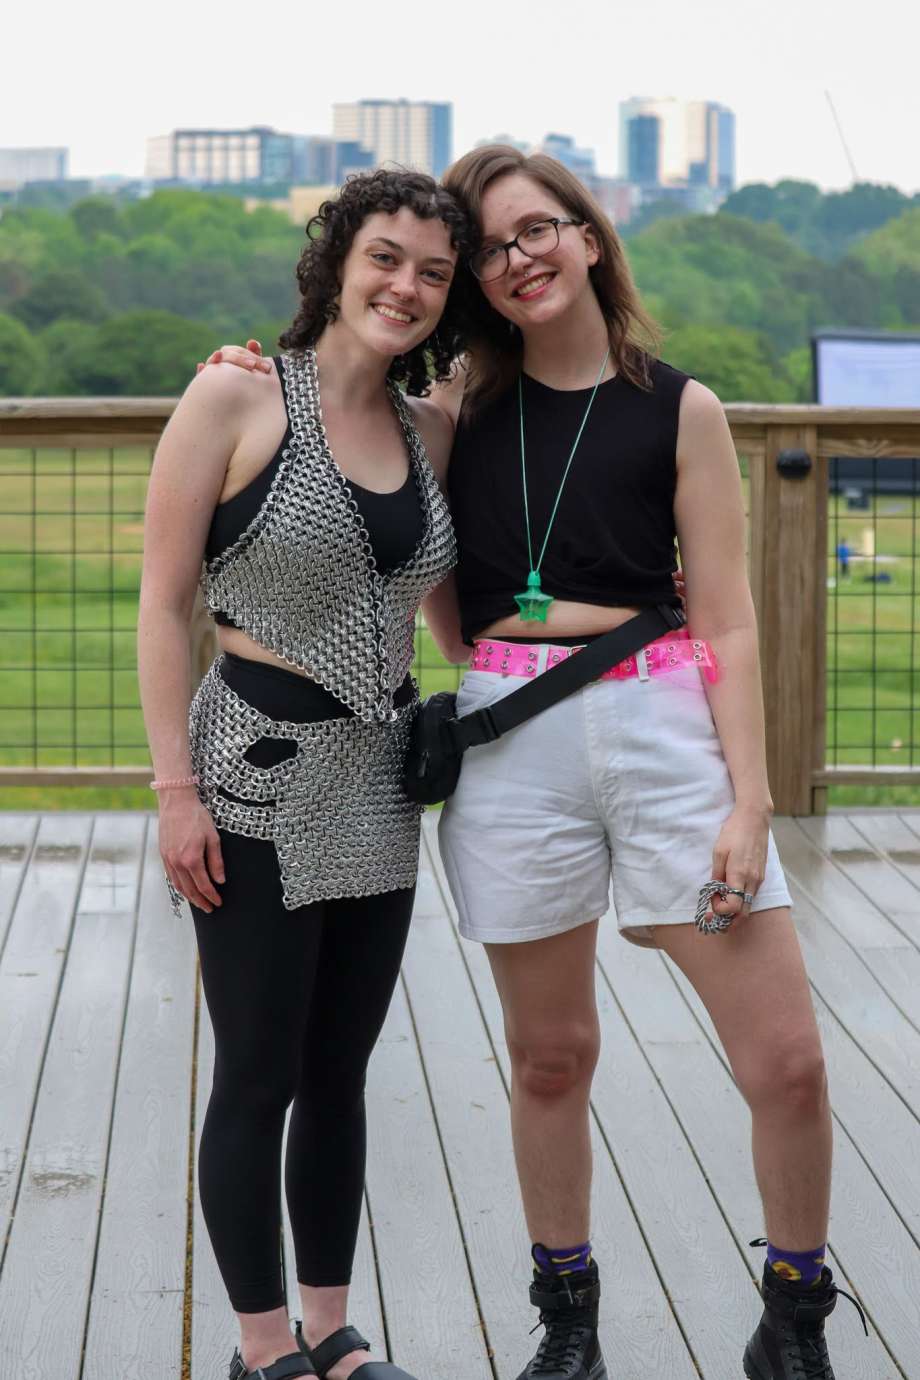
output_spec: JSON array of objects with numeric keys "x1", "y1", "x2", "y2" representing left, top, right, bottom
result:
[
  {"x1": 170, "y1": 659, "x2": 422, "y2": 912},
  {"x1": 203, "y1": 347, "x2": 456, "y2": 724}
]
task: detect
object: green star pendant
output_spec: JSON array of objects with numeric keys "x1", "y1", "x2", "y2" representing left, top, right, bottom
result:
[{"x1": 514, "y1": 570, "x2": 554, "y2": 623}]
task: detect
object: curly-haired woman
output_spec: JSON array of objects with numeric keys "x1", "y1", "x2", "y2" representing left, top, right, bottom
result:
[{"x1": 138, "y1": 170, "x2": 473, "y2": 1380}]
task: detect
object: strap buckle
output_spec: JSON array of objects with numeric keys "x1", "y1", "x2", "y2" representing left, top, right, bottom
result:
[
  {"x1": 449, "y1": 705, "x2": 499, "y2": 751},
  {"x1": 473, "y1": 705, "x2": 500, "y2": 743},
  {"x1": 658, "y1": 602, "x2": 686, "y2": 630}
]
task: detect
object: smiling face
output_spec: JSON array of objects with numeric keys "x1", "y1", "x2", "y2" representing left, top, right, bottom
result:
[
  {"x1": 476, "y1": 172, "x2": 600, "y2": 331},
  {"x1": 336, "y1": 207, "x2": 458, "y2": 358}
]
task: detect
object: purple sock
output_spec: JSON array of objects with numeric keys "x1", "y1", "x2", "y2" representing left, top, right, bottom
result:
[
  {"x1": 532, "y1": 1241, "x2": 593, "y2": 1276},
  {"x1": 767, "y1": 1241, "x2": 826, "y2": 1287}
]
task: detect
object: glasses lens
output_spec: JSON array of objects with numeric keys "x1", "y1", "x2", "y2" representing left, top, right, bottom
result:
[
  {"x1": 518, "y1": 220, "x2": 559, "y2": 256},
  {"x1": 471, "y1": 245, "x2": 507, "y2": 282}
]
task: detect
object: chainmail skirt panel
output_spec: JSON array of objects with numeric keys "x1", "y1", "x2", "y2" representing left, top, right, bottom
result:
[{"x1": 167, "y1": 655, "x2": 422, "y2": 914}]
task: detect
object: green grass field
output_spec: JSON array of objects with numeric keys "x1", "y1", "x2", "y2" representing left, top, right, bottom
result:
[{"x1": 1, "y1": 448, "x2": 918, "y2": 810}]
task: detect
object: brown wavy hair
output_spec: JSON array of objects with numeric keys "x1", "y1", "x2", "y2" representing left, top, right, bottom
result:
[
  {"x1": 279, "y1": 168, "x2": 473, "y2": 397},
  {"x1": 443, "y1": 146, "x2": 660, "y2": 408}
]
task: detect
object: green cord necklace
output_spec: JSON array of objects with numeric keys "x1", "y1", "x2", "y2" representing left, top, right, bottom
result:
[{"x1": 514, "y1": 346, "x2": 611, "y2": 622}]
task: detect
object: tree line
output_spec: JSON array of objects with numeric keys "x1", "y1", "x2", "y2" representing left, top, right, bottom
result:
[{"x1": 0, "y1": 181, "x2": 918, "y2": 402}]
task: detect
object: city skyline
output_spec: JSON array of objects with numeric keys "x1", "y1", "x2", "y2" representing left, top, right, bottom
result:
[{"x1": 5, "y1": 0, "x2": 919, "y2": 195}]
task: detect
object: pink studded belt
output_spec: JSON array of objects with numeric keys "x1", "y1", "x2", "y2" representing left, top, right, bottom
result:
[{"x1": 470, "y1": 627, "x2": 719, "y2": 683}]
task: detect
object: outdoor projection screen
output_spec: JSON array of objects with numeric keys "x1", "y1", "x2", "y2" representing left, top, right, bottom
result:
[{"x1": 814, "y1": 332, "x2": 920, "y2": 406}]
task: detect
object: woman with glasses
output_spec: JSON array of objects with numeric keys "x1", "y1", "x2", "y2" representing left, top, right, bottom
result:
[{"x1": 205, "y1": 147, "x2": 841, "y2": 1380}]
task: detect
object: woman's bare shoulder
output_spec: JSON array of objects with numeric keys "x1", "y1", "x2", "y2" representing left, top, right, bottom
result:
[{"x1": 405, "y1": 394, "x2": 456, "y2": 488}]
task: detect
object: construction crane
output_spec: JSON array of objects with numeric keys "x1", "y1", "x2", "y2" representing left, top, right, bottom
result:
[{"x1": 825, "y1": 90, "x2": 859, "y2": 184}]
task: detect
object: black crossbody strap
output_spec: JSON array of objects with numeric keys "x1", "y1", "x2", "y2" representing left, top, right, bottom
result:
[{"x1": 449, "y1": 604, "x2": 685, "y2": 753}]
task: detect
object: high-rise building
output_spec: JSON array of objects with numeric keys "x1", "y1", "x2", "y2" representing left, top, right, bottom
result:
[
  {"x1": 145, "y1": 128, "x2": 311, "y2": 185},
  {"x1": 540, "y1": 134, "x2": 596, "y2": 180},
  {"x1": 625, "y1": 116, "x2": 660, "y2": 188},
  {"x1": 332, "y1": 100, "x2": 452, "y2": 177},
  {"x1": 475, "y1": 134, "x2": 533, "y2": 154},
  {"x1": 619, "y1": 98, "x2": 735, "y2": 193},
  {"x1": 714, "y1": 106, "x2": 736, "y2": 193},
  {"x1": 0, "y1": 147, "x2": 68, "y2": 186}
]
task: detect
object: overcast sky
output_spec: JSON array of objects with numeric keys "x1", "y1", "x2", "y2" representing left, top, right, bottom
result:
[{"x1": 4, "y1": 0, "x2": 918, "y2": 192}]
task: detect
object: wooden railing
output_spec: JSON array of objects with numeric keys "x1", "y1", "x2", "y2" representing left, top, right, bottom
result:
[
  {"x1": 2, "y1": 399, "x2": 919, "y2": 813},
  {"x1": 731, "y1": 406, "x2": 920, "y2": 812}
]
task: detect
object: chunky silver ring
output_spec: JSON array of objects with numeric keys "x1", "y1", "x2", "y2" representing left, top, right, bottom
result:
[{"x1": 695, "y1": 881, "x2": 750, "y2": 935}]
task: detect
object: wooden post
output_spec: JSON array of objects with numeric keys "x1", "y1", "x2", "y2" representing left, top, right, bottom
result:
[{"x1": 749, "y1": 423, "x2": 826, "y2": 815}]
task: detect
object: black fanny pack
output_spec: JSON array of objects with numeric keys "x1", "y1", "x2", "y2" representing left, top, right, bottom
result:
[{"x1": 403, "y1": 603, "x2": 686, "y2": 806}]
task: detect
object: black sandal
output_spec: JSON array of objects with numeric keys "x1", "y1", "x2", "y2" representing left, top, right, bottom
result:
[
  {"x1": 228, "y1": 1346, "x2": 317, "y2": 1379},
  {"x1": 296, "y1": 1323, "x2": 419, "y2": 1380}
]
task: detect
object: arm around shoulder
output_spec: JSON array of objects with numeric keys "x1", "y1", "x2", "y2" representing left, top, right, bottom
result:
[
  {"x1": 407, "y1": 394, "x2": 456, "y2": 492},
  {"x1": 427, "y1": 357, "x2": 468, "y2": 431}
]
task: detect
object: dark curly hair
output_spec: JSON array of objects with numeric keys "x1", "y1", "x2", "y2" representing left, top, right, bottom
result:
[{"x1": 279, "y1": 168, "x2": 474, "y2": 396}]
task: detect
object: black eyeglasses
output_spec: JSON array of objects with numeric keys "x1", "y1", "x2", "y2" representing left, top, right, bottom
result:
[{"x1": 469, "y1": 217, "x2": 586, "y2": 282}]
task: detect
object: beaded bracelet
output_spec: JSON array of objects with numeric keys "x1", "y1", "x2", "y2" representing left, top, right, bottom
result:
[{"x1": 150, "y1": 774, "x2": 200, "y2": 791}]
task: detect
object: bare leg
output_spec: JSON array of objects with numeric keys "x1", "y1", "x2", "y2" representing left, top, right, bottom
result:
[
  {"x1": 299, "y1": 1284, "x2": 382, "y2": 1379},
  {"x1": 654, "y1": 908, "x2": 832, "y2": 1249},
  {"x1": 237, "y1": 1305, "x2": 300, "y2": 1371},
  {"x1": 486, "y1": 921, "x2": 601, "y2": 1244},
  {"x1": 237, "y1": 1288, "x2": 377, "y2": 1378}
]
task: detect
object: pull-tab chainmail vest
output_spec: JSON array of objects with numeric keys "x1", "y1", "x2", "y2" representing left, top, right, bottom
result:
[{"x1": 203, "y1": 348, "x2": 456, "y2": 723}]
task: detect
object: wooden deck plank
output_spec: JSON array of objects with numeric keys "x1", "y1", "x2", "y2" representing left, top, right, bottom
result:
[
  {"x1": 775, "y1": 816, "x2": 920, "y2": 1046},
  {"x1": 420, "y1": 817, "x2": 700, "y2": 1380},
  {"x1": 0, "y1": 814, "x2": 93, "y2": 1261},
  {"x1": 82, "y1": 821, "x2": 197, "y2": 1380},
  {"x1": 599, "y1": 930, "x2": 896, "y2": 1380},
  {"x1": 899, "y1": 813, "x2": 920, "y2": 845},
  {"x1": 402, "y1": 841, "x2": 531, "y2": 1374},
  {"x1": 669, "y1": 939, "x2": 920, "y2": 1374},
  {"x1": 789, "y1": 882, "x2": 920, "y2": 1238},
  {"x1": 0, "y1": 815, "x2": 144, "y2": 1380},
  {"x1": 773, "y1": 816, "x2": 909, "y2": 950},
  {"x1": 853, "y1": 813, "x2": 920, "y2": 896},
  {"x1": 4, "y1": 810, "x2": 920, "y2": 1378},
  {"x1": 191, "y1": 1000, "x2": 233, "y2": 1380},
  {"x1": 364, "y1": 976, "x2": 492, "y2": 1379},
  {"x1": 782, "y1": 872, "x2": 920, "y2": 1125},
  {"x1": 799, "y1": 814, "x2": 920, "y2": 958},
  {"x1": 0, "y1": 815, "x2": 38, "y2": 958}
]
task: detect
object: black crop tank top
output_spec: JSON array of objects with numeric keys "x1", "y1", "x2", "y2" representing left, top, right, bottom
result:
[
  {"x1": 206, "y1": 358, "x2": 425, "y2": 627},
  {"x1": 449, "y1": 359, "x2": 690, "y2": 643}
]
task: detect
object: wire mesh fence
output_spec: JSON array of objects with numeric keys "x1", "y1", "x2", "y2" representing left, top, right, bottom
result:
[
  {"x1": 1, "y1": 441, "x2": 919, "y2": 801},
  {"x1": 0, "y1": 444, "x2": 466, "y2": 775},
  {"x1": 826, "y1": 457, "x2": 920, "y2": 770}
]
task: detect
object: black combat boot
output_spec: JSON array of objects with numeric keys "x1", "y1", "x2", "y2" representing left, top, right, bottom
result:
[
  {"x1": 515, "y1": 1260, "x2": 607, "y2": 1380},
  {"x1": 743, "y1": 1260, "x2": 867, "y2": 1379}
]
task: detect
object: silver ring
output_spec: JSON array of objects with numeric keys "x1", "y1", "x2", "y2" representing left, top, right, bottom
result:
[{"x1": 695, "y1": 881, "x2": 750, "y2": 935}]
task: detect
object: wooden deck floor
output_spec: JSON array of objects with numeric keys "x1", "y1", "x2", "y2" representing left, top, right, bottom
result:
[{"x1": 1, "y1": 809, "x2": 920, "y2": 1379}]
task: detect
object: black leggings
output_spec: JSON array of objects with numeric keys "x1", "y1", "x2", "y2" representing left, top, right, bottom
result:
[{"x1": 191, "y1": 654, "x2": 415, "y2": 1313}]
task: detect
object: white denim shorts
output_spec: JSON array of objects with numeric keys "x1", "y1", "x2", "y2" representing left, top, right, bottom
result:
[{"x1": 438, "y1": 659, "x2": 792, "y2": 947}]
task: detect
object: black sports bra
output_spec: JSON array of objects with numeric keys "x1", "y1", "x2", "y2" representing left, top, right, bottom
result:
[{"x1": 205, "y1": 361, "x2": 425, "y2": 627}]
